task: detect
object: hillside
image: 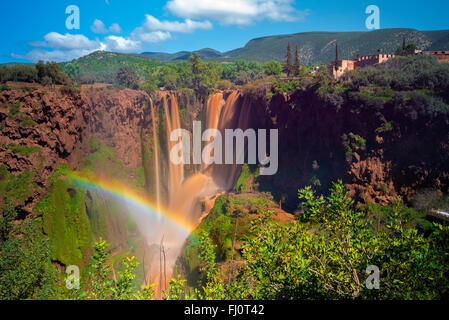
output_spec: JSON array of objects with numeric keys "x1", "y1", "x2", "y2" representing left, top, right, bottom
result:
[
  {"x1": 141, "y1": 28, "x2": 449, "y2": 64},
  {"x1": 55, "y1": 29, "x2": 449, "y2": 84},
  {"x1": 59, "y1": 51, "x2": 163, "y2": 83},
  {"x1": 141, "y1": 48, "x2": 222, "y2": 62}
]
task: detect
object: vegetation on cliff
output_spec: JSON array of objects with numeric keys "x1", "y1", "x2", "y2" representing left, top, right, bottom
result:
[{"x1": 177, "y1": 182, "x2": 449, "y2": 300}]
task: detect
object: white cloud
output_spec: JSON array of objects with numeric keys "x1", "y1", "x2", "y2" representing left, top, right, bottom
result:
[
  {"x1": 14, "y1": 11, "x2": 214, "y2": 63},
  {"x1": 15, "y1": 31, "x2": 140, "y2": 62},
  {"x1": 143, "y1": 14, "x2": 212, "y2": 33},
  {"x1": 129, "y1": 15, "x2": 211, "y2": 45},
  {"x1": 12, "y1": 48, "x2": 102, "y2": 63},
  {"x1": 131, "y1": 27, "x2": 172, "y2": 44},
  {"x1": 104, "y1": 36, "x2": 142, "y2": 52},
  {"x1": 91, "y1": 19, "x2": 122, "y2": 34},
  {"x1": 91, "y1": 19, "x2": 108, "y2": 34},
  {"x1": 109, "y1": 23, "x2": 122, "y2": 33},
  {"x1": 166, "y1": 0, "x2": 308, "y2": 25},
  {"x1": 39, "y1": 32, "x2": 100, "y2": 50},
  {"x1": 138, "y1": 31, "x2": 172, "y2": 43}
]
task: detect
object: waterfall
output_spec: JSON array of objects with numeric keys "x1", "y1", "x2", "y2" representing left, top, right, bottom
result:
[
  {"x1": 146, "y1": 90, "x2": 248, "y2": 295},
  {"x1": 202, "y1": 93, "x2": 224, "y2": 171},
  {"x1": 162, "y1": 93, "x2": 184, "y2": 203},
  {"x1": 149, "y1": 99, "x2": 161, "y2": 220}
]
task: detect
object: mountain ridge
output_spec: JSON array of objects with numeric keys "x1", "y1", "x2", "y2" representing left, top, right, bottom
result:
[{"x1": 141, "y1": 28, "x2": 449, "y2": 64}]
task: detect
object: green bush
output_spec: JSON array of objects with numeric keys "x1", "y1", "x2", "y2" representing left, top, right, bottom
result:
[
  {"x1": 263, "y1": 60, "x2": 283, "y2": 76},
  {"x1": 217, "y1": 79, "x2": 233, "y2": 90},
  {"x1": 7, "y1": 144, "x2": 41, "y2": 157},
  {"x1": 200, "y1": 181, "x2": 449, "y2": 300}
]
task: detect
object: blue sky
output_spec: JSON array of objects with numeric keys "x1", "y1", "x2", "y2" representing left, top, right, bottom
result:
[{"x1": 1, "y1": 0, "x2": 448, "y2": 63}]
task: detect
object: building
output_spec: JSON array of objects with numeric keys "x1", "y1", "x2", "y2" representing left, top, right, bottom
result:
[
  {"x1": 330, "y1": 53, "x2": 395, "y2": 79},
  {"x1": 424, "y1": 51, "x2": 449, "y2": 63},
  {"x1": 329, "y1": 59, "x2": 356, "y2": 79}
]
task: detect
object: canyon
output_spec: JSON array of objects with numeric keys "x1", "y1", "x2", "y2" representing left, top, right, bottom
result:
[{"x1": 1, "y1": 81, "x2": 448, "y2": 295}]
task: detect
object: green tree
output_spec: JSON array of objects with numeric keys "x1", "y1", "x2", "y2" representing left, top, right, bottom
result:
[
  {"x1": 198, "y1": 231, "x2": 218, "y2": 285},
  {"x1": 315, "y1": 65, "x2": 332, "y2": 86},
  {"x1": 116, "y1": 67, "x2": 139, "y2": 89},
  {"x1": 82, "y1": 238, "x2": 160, "y2": 300},
  {"x1": 335, "y1": 42, "x2": 340, "y2": 70},
  {"x1": 0, "y1": 218, "x2": 58, "y2": 300},
  {"x1": 0, "y1": 66, "x2": 11, "y2": 83},
  {"x1": 175, "y1": 61, "x2": 193, "y2": 88},
  {"x1": 160, "y1": 65, "x2": 179, "y2": 90},
  {"x1": 207, "y1": 61, "x2": 224, "y2": 86},
  {"x1": 111, "y1": 256, "x2": 139, "y2": 300},
  {"x1": 202, "y1": 181, "x2": 449, "y2": 300},
  {"x1": 284, "y1": 42, "x2": 293, "y2": 76},
  {"x1": 222, "y1": 64, "x2": 238, "y2": 81},
  {"x1": 188, "y1": 53, "x2": 210, "y2": 93},
  {"x1": 139, "y1": 78, "x2": 159, "y2": 95},
  {"x1": 294, "y1": 45, "x2": 300, "y2": 76},
  {"x1": 134, "y1": 284, "x2": 156, "y2": 300},
  {"x1": 163, "y1": 275, "x2": 196, "y2": 300},
  {"x1": 263, "y1": 60, "x2": 283, "y2": 76},
  {"x1": 85, "y1": 238, "x2": 112, "y2": 300}
]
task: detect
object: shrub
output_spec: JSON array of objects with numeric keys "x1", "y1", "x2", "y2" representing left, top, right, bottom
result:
[
  {"x1": 272, "y1": 79, "x2": 301, "y2": 94},
  {"x1": 59, "y1": 85, "x2": 79, "y2": 96},
  {"x1": 8, "y1": 102, "x2": 21, "y2": 118},
  {"x1": 217, "y1": 80, "x2": 233, "y2": 91},
  {"x1": 116, "y1": 67, "x2": 139, "y2": 89},
  {"x1": 263, "y1": 60, "x2": 283, "y2": 76}
]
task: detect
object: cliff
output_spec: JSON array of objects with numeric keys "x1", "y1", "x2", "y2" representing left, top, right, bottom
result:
[{"x1": 1, "y1": 83, "x2": 448, "y2": 280}]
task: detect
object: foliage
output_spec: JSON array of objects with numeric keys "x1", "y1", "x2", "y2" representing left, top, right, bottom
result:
[
  {"x1": 0, "y1": 61, "x2": 71, "y2": 85},
  {"x1": 188, "y1": 54, "x2": 230, "y2": 93},
  {"x1": 197, "y1": 231, "x2": 218, "y2": 284},
  {"x1": 36, "y1": 61, "x2": 71, "y2": 85},
  {"x1": 189, "y1": 53, "x2": 212, "y2": 93},
  {"x1": 84, "y1": 238, "x2": 112, "y2": 300},
  {"x1": 198, "y1": 181, "x2": 449, "y2": 300},
  {"x1": 34, "y1": 166, "x2": 92, "y2": 267},
  {"x1": 234, "y1": 163, "x2": 256, "y2": 193},
  {"x1": 272, "y1": 79, "x2": 302, "y2": 94},
  {"x1": 110, "y1": 256, "x2": 139, "y2": 300},
  {"x1": 0, "y1": 218, "x2": 59, "y2": 300},
  {"x1": 163, "y1": 275, "x2": 196, "y2": 300},
  {"x1": 7, "y1": 144, "x2": 41, "y2": 157},
  {"x1": 348, "y1": 55, "x2": 449, "y2": 94},
  {"x1": 116, "y1": 67, "x2": 139, "y2": 89},
  {"x1": 315, "y1": 65, "x2": 333, "y2": 86},
  {"x1": 60, "y1": 51, "x2": 162, "y2": 84},
  {"x1": 81, "y1": 238, "x2": 157, "y2": 300},
  {"x1": 139, "y1": 78, "x2": 159, "y2": 95},
  {"x1": 0, "y1": 167, "x2": 58, "y2": 299},
  {"x1": 263, "y1": 60, "x2": 283, "y2": 76},
  {"x1": 216, "y1": 79, "x2": 233, "y2": 90},
  {"x1": 395, "y1": 43, "x2": 418, "y2": 56}
]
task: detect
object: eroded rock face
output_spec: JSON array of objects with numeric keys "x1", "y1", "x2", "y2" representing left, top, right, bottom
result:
[
  {"x1": 247, "y1": 87, "x2": 449, "y2": 210},
  {"x1": 346, "y1": 157, "x2": 400, "y2": 206},
  {"x1": 0, "y1": 85, "x2": 151, "y2": 215},
  {"x1": 2, "y1": 84, "x2": 448, "y2": 216}
]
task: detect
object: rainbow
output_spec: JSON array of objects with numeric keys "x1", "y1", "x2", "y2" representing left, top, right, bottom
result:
[{"x1": 69, "y1": 172, "x2": 194, "y2": 236}]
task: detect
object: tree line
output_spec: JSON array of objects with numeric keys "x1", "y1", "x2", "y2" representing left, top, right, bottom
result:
[{"x1": 0, "y1": 61, "x2": 71, "y2": 86}]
